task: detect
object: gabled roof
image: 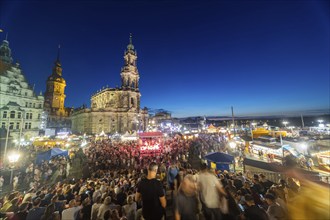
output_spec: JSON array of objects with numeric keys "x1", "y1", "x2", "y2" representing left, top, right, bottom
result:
[
  {"x1": 0, "y1": 101, "x2": 24, "y2": 111},
  {"x1": 6, "y1": 101, "x2": 21, "y2": 107}
]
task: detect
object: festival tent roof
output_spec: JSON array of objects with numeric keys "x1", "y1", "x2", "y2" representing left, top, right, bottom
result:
[
  {"x1": 138, "y1": 132, "x2": 163, "y2": 138},
  {"x1": 36, "y1": 148, "x2": 68, "y2": 164},
  {"x1": 204, "y1": 152, "x2": 234, "y2": 164},
  {"x1": 208, "y1": 124, "x2": 217, "y2": 129},
  {"x1": 122, "y1": 131, "x2": 138, "y2": 140}
]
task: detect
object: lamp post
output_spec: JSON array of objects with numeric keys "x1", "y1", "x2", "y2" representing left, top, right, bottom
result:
[
  {"x1": 283, "y1": 121, "x2": 288, "y2": 128},
  {"x1": 8, "y1": 152, "x2": 20, "y2": 185}
]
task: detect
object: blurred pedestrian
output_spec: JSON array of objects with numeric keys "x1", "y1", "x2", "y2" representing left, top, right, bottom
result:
[
  {"x1": 174, "y1": 174, "x2": 199, "y2": 220},
  {"x1": 197, "y1": 163, "x2": 227, "y2": 220}
]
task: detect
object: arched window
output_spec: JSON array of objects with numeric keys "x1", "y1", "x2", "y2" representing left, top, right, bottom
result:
[
  {"x1": 3, "y1": 111, "x2": 7, "y2": 118},
  {"x1": 10, "y1": 111, "x2": 15, "y2": 118}
]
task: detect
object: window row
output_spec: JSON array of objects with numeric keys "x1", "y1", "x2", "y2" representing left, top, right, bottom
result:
[
  {"x1": 1, "y1": 122, "x2": 32, "y2": 130},
  {"x1": 25, "y1": 102, "x2": 43, "y2": 108},
  {"x1": 2, "y1": 111, "x2": 41, "y2": 120}
]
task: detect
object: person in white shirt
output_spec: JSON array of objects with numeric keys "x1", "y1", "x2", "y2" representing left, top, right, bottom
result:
[
  {"x1": 13, "y1": 175, "x2": 18, "y2": 190},
  {"x1": 61, "y1": 199, "x2": 82, "y2": 220},
  {"x1": 0, "y1": 176, "x2": 4, "y2": 192}
]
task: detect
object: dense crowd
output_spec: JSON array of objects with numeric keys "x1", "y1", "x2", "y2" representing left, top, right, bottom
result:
[
  {"x1": 0, "y1": 148, "x2": 73, "y2": 193},
  {"x1": 0, "y1": 134, "x2": 329, "y2": 220}
]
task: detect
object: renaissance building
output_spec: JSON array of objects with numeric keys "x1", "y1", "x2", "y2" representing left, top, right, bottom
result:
[
  {"x1": 71, "y1": 35, "x2": 148, "y2": 134},
  {"x1": 44, "y1": 48, "x2": 72, "y2": 132},
  {"x1": 0, "y1": 38, "x2": 44, "y2": 140}
]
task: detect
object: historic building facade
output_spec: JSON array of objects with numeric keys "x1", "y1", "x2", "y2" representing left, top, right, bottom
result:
[
  {"x1": 44, "y1": 48, "x2": 72, "y2": 131},
  {"x1": 0, "y1": 39, "x2": 44, "y2": 140},
  {"x1": 71, "y1": 36, "x2": 148, "y2": 134}
]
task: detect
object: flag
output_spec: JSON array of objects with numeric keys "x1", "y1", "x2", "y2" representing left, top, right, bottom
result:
[{"x1": 211, "y1": 162, "x2": 216, "y2": 169}]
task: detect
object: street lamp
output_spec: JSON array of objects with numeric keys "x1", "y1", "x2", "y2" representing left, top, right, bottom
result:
[
  {"x1": 283, "y1": 121, "x2": 288, "y2": 128},
  {"x1": 8, "y1": 152, "x2": 20, "y2": 185}
]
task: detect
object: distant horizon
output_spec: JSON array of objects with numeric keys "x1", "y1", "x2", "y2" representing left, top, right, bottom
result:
[
  {"x1": 172, "y1": 108, "x2": 330, "y2": 119},
  {"x1": 164, "y1": 107, "x2": 329, "y2": 118}
]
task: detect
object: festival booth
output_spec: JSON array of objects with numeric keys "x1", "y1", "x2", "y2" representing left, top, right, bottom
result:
[
  {"x1": 312, "y1": 150, "x2": 330, "y2": 172},
  {"x1": 207, "y1": 124, "x2": 218, "y2": 133},
  {"x1": 204, "y1": 152, "x2": 235, "y2": 172},
  {"x1": 121, "y1": 131, "x2": 138, "y2": 141},
  {"x1": 138, "y1": 132, "x2": 164, "y2": 156},
  {"x1": 36, "y1": 148, "x2": 69, "y2": 164}
]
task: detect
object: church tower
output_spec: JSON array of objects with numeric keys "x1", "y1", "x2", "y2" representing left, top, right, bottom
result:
[
  {"x1": 44, "y1": 46, "x2": 71, "y2": 130},
  {"x1": 0, "y1": 36, "x2": 13, "y2": 65},
  {"x1": 120, "y1": 34, "x2": 140, "y2": 91}
]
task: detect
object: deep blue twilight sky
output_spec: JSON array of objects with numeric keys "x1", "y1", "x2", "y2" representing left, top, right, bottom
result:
[{"x1": 0, "y1": 0, "x2": 329, "y2": 117}]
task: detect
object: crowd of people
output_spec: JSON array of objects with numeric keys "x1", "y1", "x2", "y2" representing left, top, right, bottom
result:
[{"x1": 0, "y1": 134, "x2": 328, "y2": 220}]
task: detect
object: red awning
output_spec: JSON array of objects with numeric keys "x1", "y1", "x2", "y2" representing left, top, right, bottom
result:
[{"x1": 139, "y1": 132, "x2": 163, "y2": 138}]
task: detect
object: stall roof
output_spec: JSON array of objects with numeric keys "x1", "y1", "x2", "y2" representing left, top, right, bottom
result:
[{"x1": 205, "y1": 152, "x2": 234, "y2": 164}]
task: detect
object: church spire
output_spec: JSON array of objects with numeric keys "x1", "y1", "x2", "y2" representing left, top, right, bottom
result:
[
  {"x1": 52, "y1": 45, "x2": 62, "y2": 76},
  {"x1": 126, "y1": 33, "x2": 135, "y2": 51},
  {"x1": 56, "y1": 44, "x2": 61, "y2": 62},
  {"x1": 121, "y1": 34, "x2": 139, "y2": 90}
]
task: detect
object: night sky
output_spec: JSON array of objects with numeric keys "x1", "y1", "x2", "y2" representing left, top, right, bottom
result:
[{"x1": 0, "y1": 0, "x2": 329, "y2": 117}]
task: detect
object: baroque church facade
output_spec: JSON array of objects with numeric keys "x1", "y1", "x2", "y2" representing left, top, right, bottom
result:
[
  {"x1": 44, "y1": 48, "x2": 72, "y2": 131},
  {"x1": 0, "y1": 38, "x2": 44, "y2": 140},
  {"x1": 71, "y1": 36, "x2": 148, "y2": 134}
]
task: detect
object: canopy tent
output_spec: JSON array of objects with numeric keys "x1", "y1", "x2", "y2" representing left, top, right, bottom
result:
[
  {"x1": 204, "y1": 152, "x2": 235, "y2": 171},
  {"x1": 36, "y1": 148, "x2": 68, "y2": 164},
  {"x1": 121, "y1": 131, "x2": 138, "y2": 141},
  {"x1": 207, "y1": 124, "x2": 218, "y2": 133}
]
